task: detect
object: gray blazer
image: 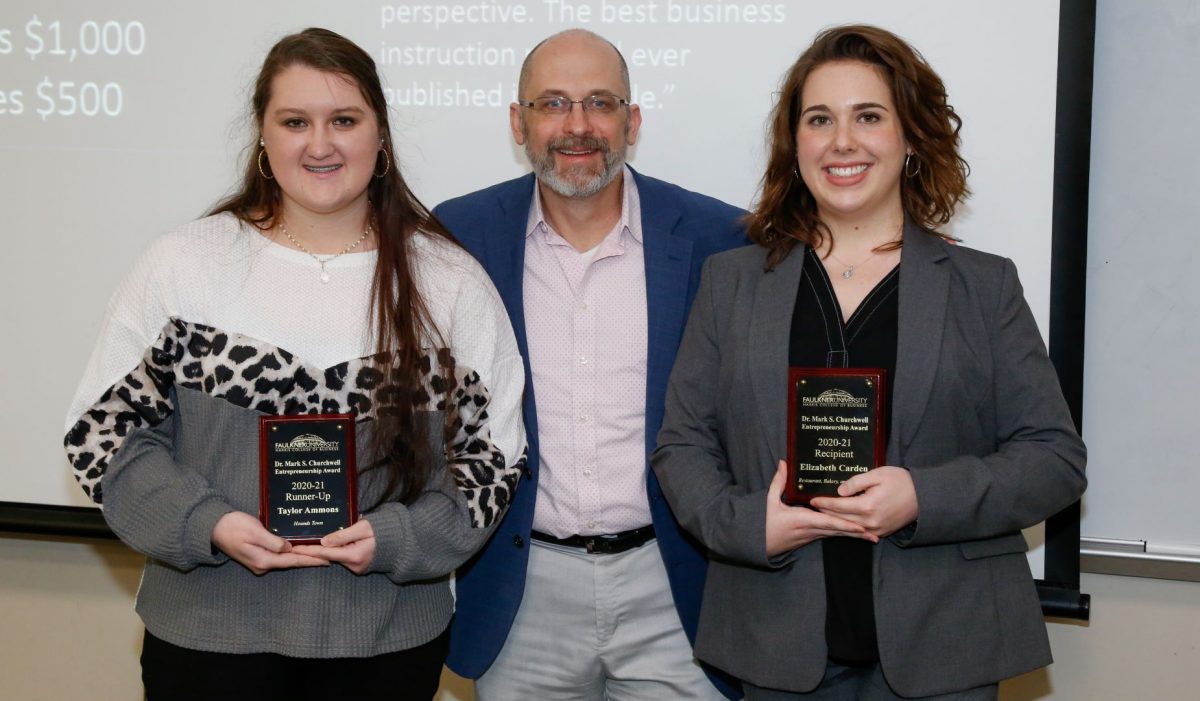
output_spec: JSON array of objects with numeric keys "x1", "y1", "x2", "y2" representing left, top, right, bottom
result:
[{"x1": 651, "y1": 225, "x2": 1086, "y2": 697}]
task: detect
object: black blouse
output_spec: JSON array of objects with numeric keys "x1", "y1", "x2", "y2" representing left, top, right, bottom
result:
[{"x1": 788, "y1": 246, "x2": 899, "y2": 664}]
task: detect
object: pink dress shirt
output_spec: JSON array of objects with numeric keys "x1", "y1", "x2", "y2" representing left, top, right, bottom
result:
[{"x1": 524, "y1": 169, "x2": 652, "y2": 537}]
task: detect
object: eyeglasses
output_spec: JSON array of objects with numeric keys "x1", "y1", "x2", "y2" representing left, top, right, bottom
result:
[{"x1": 517, "y1": 94, "x2": 630, "y2": 116}]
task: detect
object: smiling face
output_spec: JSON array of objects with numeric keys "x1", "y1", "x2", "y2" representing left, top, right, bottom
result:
[
  {"x1": 795, "y1": 60, "x2": 908, "y2": 225},
  {"x1": 511, "y1": 31, "x2": 641, "y2": 200},
  {"x1": 260, "y1": 64, "x2": 380, "y2": 222}
]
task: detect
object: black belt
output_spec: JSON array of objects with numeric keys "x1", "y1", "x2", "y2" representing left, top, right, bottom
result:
[{"x1": 531, "y1": 525, "x2": 655, "y2": 554}]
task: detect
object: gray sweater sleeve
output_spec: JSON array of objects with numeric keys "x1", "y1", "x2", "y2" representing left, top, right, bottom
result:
[
  {"x1": 364, "y1": 473, "x2": 496, "y2": 584},
  {"x1": 102, "y1": 414, "x2": 234, "y2": 570},
  {"x1": 365, "y1": 368, "x2": 526, "y2": 584},
  {"x1": 365, "y1": 256, "x2": 526, "y2": 584}
]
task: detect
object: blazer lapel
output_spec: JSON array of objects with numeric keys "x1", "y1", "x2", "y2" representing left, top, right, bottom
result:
[
  {"x1": 890, "y1": 224, "x2": 950, "y2": 461},
  {"x1": 635, "y1": 171, "x2": 693, "y2": 454},
  {"x1": 750, "y1": 247, "x2": 805, "y2": 460}
]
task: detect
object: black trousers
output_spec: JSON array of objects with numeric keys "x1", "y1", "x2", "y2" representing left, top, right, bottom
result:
[{"x1": 140, "y1": 627, "x2": 449, "y2": 701}]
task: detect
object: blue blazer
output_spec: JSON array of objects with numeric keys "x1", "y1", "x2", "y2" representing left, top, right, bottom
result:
[{"x1": 433, "y1": 169, "x2": 747, "y2": 698}]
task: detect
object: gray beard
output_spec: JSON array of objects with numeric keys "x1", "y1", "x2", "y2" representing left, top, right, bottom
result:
[{"x1": 527, "y1": 140, "x2": 626, "y2": 199}]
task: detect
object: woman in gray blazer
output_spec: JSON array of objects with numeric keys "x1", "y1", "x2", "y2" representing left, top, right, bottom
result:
[{"x1": 652, "y1": 25, "x2": 1086, "y2": 701}]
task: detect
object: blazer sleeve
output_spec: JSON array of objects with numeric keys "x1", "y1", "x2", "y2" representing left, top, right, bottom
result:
[
  {"x1": 652, "y1": 258, "x2": 775, "y2": 569},
  {"x1": 896, "y1": 258, "x2": 1087, "y2": 547}
]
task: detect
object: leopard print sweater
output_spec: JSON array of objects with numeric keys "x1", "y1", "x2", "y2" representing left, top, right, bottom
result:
[{"x1": 65, "y1": 317, "x2": 518, "y2": 528}]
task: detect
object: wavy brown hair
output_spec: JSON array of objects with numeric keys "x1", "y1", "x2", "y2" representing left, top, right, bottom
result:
[
  {"x1": 748, "y1": 24, "x2": 970, "y2": 269},
  {"x1": 210, "y1": 28, "x2": 458, "y2": 507}
]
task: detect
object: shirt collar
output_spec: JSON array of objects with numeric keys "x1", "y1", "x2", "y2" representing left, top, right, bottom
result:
[{"x1": 525, "y1": 166, "x2": 642, "y2": 246}]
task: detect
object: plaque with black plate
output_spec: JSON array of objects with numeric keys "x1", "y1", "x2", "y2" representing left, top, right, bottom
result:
[
  {"x1": 259, "y1": 413, "x2": 358, "y2": 544},
  {"x1": 784, "y1": 368, "x2": 886, "y2": 506}
]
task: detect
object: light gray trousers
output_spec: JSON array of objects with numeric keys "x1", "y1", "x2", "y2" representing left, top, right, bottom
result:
[{"x1": 475, "y1": 538, "x2": 723, "y2": 701}]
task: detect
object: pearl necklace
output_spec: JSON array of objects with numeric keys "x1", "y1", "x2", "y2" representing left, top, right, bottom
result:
[{"x1": 280, "y1": 222, "x2": 372, "y2": 284}]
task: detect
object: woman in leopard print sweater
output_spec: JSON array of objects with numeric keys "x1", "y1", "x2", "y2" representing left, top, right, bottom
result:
[{"x1": 64, "y1": 28, "x2": 525, "y2": 701}]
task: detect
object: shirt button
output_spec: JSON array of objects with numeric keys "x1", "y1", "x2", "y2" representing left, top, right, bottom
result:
[
  {"x1": 513, "y1": 535, "x2": 524, "y2": 548},
  {"x1": 578, "y1": 415, "x2": 590, "y2": 424},
  {"x1": 583, "y1": 469, "x2": 593, "y2": 477},
  {"x1": 579, "y1": 356, "x2": 588, "y2": 365},
  {"x1": 587, "y1": 521, "x2": 596, "y2": 529}
]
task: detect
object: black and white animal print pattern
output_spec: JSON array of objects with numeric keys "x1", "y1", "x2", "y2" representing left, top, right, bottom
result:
[{"x1": 64, "y1": 318, "x2": 519, "y2": 528}]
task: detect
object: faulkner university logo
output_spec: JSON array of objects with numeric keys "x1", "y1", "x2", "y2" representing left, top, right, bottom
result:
[
  {"x1": 801, "y1": 388, "x2": 869, "y2": 409},
  {"x1": 274, "y1": 433, "x2": 341, "y2": 453}
]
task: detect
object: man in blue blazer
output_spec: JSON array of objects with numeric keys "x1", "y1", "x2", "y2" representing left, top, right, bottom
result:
[{"x1": 433, "y1": 28, "x2": 745, "y2": 701}]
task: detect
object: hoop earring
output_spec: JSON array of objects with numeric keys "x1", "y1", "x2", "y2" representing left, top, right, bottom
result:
[
  {"x1": 257, "y1": 148, "x2": 274, "y2": 180},
  {"x1": 374, "y1": 148, "x2": 390, "y2": 178},
  {"x1": 905, "y1": 153, "x2": 921, "y2": 178}
]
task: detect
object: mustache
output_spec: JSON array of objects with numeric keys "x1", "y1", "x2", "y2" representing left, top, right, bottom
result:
[{"x1": 548, "y1": 136, "x2": 609, "y2": 153}]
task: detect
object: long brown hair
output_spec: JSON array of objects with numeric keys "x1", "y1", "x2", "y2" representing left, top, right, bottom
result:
[
  {"x1": 210, "y1": 28, "x2": 457, "y2": 506},
  {"x1": 748, "y1": 24, "x2": 970, "y2": 269}
]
